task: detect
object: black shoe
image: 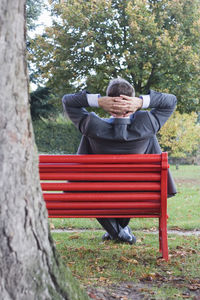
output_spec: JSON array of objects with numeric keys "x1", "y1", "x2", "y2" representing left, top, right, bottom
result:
[
  {"x1": 128, "y1": 233, "x2": 137, "y2": 245},
  {"x1": 118, "y1": 226, "x2": 136, "y2": 245},
  {"x1": 102, "y1": 232, "x2": 112, "y2": 241},
  {"x1": 127, "y1": 226, "x2": 137, "y2": 244}
]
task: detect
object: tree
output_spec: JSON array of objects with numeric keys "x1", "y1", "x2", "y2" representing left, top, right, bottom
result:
[
  {"x1": 0, "y1": 1, "x2": 89, "y2": 299},
  {"x1": 159, "y1": 112, "x2": 200, "y2": 160},
  {"x1": 26, "y1": 0, "x2": 43, "y2": 31},
  {"x1": 31, "y1": 0, "x2": 200, "y2": 113},
  {"x1": 26, "y1": 0, "x2": 44, "y2": 84},
  {"x1": 30, "y1": 87, "x2": 56, "y2": 120}
]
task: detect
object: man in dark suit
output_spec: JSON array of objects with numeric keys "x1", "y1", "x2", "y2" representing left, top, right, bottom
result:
[{"x1": 62, "y1": 78, "x2": 177, "y2": 244}]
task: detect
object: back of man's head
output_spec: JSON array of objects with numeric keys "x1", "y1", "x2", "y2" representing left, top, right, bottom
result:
[{"x1": 106, "y1": 78, "x2": 135, "y2": 97}]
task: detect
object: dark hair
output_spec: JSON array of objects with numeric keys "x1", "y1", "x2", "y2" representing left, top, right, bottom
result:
[{"x1": 106, "y1": 78, "x2": 135, "y2": 97}]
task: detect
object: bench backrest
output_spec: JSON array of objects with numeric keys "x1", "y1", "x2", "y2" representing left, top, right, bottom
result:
[{"x1": 39, "y1": 153, "x2": 168, "y2": 219}]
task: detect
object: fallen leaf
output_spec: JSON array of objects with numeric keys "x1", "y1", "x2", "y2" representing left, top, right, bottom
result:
[
  {"x1": 50, "y1": 223, "x2": 55, "y2": 230},
  {"x1": 88, "y1": 292, "x2": 97, "y2": 299},
  {"x1": 99, "y1": 276, "x2": 107, "y2": 281},
  {"x1": 67, "y1": 262, "x2": 75, "y2": 266},
  {"x1": 69, "y1": 234, "x2": 80, "y2": 240},
  {"x1": 129, "y1": 269, "x2": 135, "y2": 276},
  {"x1": 188, "y1": 285, "x2": 199, "y2": 291},
  {"x1": 120, "y1": 256, "x2": 138, "y2": 264},
  {"x1": 140, "y1": 272, "x2": 162, "y2": 281}
]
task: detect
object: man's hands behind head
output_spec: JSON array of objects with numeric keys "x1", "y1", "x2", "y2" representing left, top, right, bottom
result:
[
  {"x1": 98, "y1": 95, "x2": 143, "y2": 117},
  {"x1": 118, "y1": 95, "x2": 143, "y2": 117}
]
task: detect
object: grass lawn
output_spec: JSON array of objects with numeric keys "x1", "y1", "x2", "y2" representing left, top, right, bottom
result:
[
  {"x1": 52, "y1": 231, "x2": 200, "y2": 299},
  {"x1": 49, "y1": 165, "x2": 200, "y2": 231}
]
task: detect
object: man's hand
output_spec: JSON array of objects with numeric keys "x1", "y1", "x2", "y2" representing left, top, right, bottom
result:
[
  {"x1": 98, "y1": 95, "x2": 143, "y2": 117},
  {"x1": 98, "y1": 96, "x2": 131, "y2": 116},
  {"x1": 119, "y1": 95, "x2": 143, "y2": 117}
]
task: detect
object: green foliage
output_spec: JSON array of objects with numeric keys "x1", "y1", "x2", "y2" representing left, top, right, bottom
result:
[
  {"x1": 30, "y1": 0, "x2": 200, "y2": 112},
  {"x1": 26, "y1": 0, "x2": 43, "y2": 31},
  {"x1": 158, "y1": 112, "x2": 200, "y2": 158},
  {"x1": 30, "y1": 86, "x2": 56, "y2": 120},
  {"x1": 33, "y1": 118, "x2": 81, "y2": 154},
  {"x1": 26, "y1": 0, "x2": 44, "y2": 84}
]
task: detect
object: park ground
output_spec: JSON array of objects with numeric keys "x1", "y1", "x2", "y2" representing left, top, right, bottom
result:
[{"x1": 50, "y1": 165, "x2": 200, "y2": 300}]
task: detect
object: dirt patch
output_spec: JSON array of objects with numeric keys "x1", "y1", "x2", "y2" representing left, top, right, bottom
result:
[
  {"x1": 86, "y1": 282, "x2": 150, "y2": 300},
  {"x1": 86, "y1": 280, "x2": 200, "y2": 300}
]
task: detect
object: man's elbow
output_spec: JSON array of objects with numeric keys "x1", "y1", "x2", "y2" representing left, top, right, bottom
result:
[
  {"x1": 172, "y1": 94, "x2": 177, "y2": 103},
  {"x1": 169, "y1": 94, "x2": 177, "y2": 107},
  {"x1": 62, "y1": 95, "x2": 67, "y2": 106},
  {"x1": 62, "y1": 95, "x2": 69, "y2": 113}
]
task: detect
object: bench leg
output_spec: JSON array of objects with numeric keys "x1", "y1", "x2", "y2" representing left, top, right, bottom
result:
[
  {"x1": 159, "y1": 216, "x2": 168, "y2": 261},
  {"x1": 159, "y1": 218, "x2": 162, "y2": 253}
]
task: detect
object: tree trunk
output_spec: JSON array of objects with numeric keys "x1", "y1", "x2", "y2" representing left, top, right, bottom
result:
[{"x1": 0, "y1": 1, "x2": 89, "y2": 299}]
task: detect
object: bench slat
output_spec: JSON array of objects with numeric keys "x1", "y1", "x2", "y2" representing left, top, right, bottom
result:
[
  {"x1": 40, "y1": 167, "x2": 162, "y2": 173},
  {"x1": 39, "y1": 154, "x2": 162, "y2": 164},
  {"x1": 39, "y1": 164, "x2": 162, "y2": 173},
  {"x1": 43, "y1": 192, "x2": 160, "y2": 201},
  {"x1": 40, "y1": 172, "x2": 161, "y2": 181},
  {"x1": 46, "y1": 202, "x2": 160, "y2": 210},
  {"x1": 41, "y1": 182, "x2": 160, "y2": 191},
  {"x1": 47, "y1": 208, "x2": 160, "y2": 216}
]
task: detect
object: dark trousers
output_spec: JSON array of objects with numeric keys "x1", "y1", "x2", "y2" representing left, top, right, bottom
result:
[{"x1": 97, "y1": 218, "x2": 130, "y2": 238}]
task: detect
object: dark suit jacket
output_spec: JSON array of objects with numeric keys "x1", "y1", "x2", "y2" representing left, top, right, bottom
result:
[{"x1": 62, "y1": 89, "x2": 177, "y2": 196}]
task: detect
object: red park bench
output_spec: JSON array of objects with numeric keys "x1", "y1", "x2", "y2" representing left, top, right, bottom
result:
[{"x1": 39, "y1": 153, "x2": 169, "y2": 261}]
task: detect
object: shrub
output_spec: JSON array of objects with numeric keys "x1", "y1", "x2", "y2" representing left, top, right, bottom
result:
[
  {"x1": 158, "y1": 112, "x2": 200, "y2": 159},
  {"x1": 33, "y1": 119, "x2": 81, "y2": 154}
]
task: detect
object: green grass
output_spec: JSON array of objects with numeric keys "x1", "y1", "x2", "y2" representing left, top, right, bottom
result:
[
  {"x1": 53, "y1": 231, "x2": 200, "y2": 299},
  {"x1": 49, "y1": 165, "x2": 200, "y2": 231},
  {"x1": 169, "y1": 164, "x2": 200, "y2": 179}
]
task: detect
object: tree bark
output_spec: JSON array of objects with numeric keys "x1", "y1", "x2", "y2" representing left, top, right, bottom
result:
[{"x1": 0, "y1": 1, "x2": 89, "y2": 299}]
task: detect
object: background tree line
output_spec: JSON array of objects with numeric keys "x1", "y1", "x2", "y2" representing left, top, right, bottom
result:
[{"x1": 28, "y1": 0, "x2": 200, "y2": 160}]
